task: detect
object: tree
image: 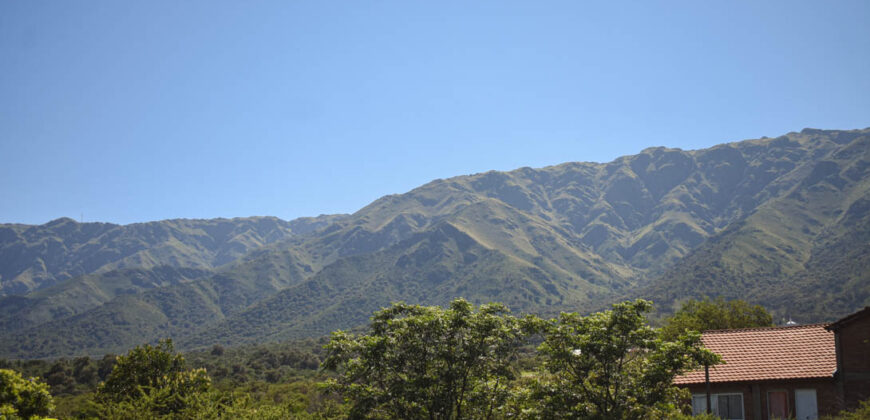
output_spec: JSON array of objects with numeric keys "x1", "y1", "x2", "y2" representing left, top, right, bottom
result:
[
  {"x1": 0, "y1": 368, "x2": 54, "y2": 419},
  {"x1": 72, "y1": 356, "x2": 98, "y2": 386},
  {"x1": 528, "y1": 299, "x2": 719, "y2": 420},
  {"x1": 322, "y1": 299, "x2": 530, "y2": 420},
  {"x1": 44, "y1": 360, "x2": 74, "y2": 395},
  {"x1": 660, "y1": 297, "x2": 773, "y2": 341},
  {"x1": 97, "y1": 354, "x2": 117, "y2": 381},
  {"x1": 210, "y1": 344, "x2": 225, "y2": 357},
  {"x1": 95, "y1": 339, "x2": 211, "y2": 416}
]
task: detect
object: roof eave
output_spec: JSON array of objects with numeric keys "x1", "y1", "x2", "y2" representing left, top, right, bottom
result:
[
  {"x1": 826, "y1": 306, "x2": 870, "y2": 332},
  {"x1": 674, "y1": 375, "x2": 836, "y2": 386}
]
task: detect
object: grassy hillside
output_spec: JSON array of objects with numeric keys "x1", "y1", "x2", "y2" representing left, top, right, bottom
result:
[
  {"x1": 637, "y1": 130, "x2": 870, "y2": 321},
  {"x1": 182, "y1": 222, "x2": 599, "y2": 348}
]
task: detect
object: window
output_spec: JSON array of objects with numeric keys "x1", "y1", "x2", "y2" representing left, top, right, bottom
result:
[
  {"x1": 692, "y1": 395, "x2": 708, "y2": 415},
  {"x1": 717, "y1": 394, "x2": 744, "y2": 419},
  {"x1": 691, "y1": 393, "x2": 745, "y2": 419}
]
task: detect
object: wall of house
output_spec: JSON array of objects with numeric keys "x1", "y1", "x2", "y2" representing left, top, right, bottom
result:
[
  {"x1": 838, "y1": 313, "x2": 870, "y2": 410},
  {"x1": 685, "y1": 379, "x2": 837, "y2": 420}
]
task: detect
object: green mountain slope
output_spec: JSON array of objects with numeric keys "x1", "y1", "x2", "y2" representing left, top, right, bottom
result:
[
  {"x1": 182, "y1": 222, "x2": 590, "y2": 347},
  {"x1": 637, "y1": 130, "x2": 870, "y2": 321},
  {"x1": 0, "y1": 266, "x2": 213, "y2": 332},
  {"x1": 179, "y1": 127, "x2": 870, "y2": 350},
  {"x1": 0, "y1": 215, "x2": 346, "y2": 296},
  {"x1": 0, "y1": 245, "x2": 318, "y2": 358},
  {"x1": 2, "y1": 128, "x2": 869, "y2": 358}
]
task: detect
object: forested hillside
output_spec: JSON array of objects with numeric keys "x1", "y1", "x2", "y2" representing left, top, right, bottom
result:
[{"x1": 1, "y1": 128, "x2": 869, "y2": 358}]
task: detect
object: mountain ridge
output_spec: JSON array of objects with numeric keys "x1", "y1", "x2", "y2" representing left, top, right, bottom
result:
[
  {"x1": 0, "y1": 214, "x2": 347, "y2": 296},
  {"x1": 2, "y1": 128, "x2": 869, "y2": 358}
]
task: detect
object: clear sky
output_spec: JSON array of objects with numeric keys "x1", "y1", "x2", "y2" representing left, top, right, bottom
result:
[{"x1": 2, "y1": 1, "x2": 869, "y2": 225}]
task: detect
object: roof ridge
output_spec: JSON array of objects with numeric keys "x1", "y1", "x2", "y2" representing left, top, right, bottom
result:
[{"x1": 703, "y1": 323, "x2": 831, "y2": 334}]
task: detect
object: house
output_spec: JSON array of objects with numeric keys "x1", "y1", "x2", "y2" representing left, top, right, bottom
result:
[
  {"x1": 674, "y1": 306, "x2": 870, "y2": 420},
  {"x1": 827, "y1": 306, "x2": 870, "y2": 412}
]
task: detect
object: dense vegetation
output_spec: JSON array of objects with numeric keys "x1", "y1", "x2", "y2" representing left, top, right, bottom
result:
[
  {"x1": 526, "y1": 300, "x2": 718, "y2": 419},
  {"x1": 2, "y1": 299, "x2": 725, "y2": 419},
  {"x1": 2, "y1": 128, "x2": 869, "y2": 359},
  {"x1": 0, "y1": 369, "x2": 54, "y2": 419},
  {"x1": 5, "y1": 298, "x2": 870, "y2": 419},
  {"x1": 658, "y1": 297, "x2": 773, "y2": 340},
  {"x1": 322, "y1": 299, "x2": 531, "y2": 419},
  {"x1": 0, "y1": 338, "x2": 331, "y2": 418}
]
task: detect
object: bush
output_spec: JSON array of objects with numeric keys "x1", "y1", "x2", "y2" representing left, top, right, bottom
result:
[{"x1": 822, "y1": 399, "x2": 870, "y2": 420}]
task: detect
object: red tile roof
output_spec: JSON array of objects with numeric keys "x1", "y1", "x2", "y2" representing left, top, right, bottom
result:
[{"x1": 674, "y1": 323, "x2": 836, "y2": 385}]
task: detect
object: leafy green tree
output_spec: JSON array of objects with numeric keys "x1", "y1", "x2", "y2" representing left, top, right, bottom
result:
[
  {"x1": 322, "y1": 299, "x2": 529, "y2": 420},
  {"x1": 95, "y1": 339, "x2": 211, "y2": 416},
  {"x1": 660, "y1": 297, "x2": 773, "y2": 340},
  {"x1": 72, "y1": 356, "x2": 98, "y2": 387},
  {"x1": 0, "y1": 368, "x2": 54, "y2": 419},
  {"x1": 43, "y1": 360, "x2": 74, "y2": 395},
  {"x1": 528, "y1": 299, "x2": 720, "y2": 420},
  {"x1": 97, "y1": 354, "x2": 117, "y2": 381}
]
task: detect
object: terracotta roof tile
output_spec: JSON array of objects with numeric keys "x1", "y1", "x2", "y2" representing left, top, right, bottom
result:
[{"x1": 674, "y1": 323, "x2": 836, "y2": 385}]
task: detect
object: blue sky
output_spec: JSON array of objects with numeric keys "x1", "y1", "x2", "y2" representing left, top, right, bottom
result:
[{"x1": 2, "y1": 1, "x2": 868, "y2": 225}]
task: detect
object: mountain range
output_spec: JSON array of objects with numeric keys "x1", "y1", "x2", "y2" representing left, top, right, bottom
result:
[{"x1": 1, "y1": 128, "x2": 868, "y2": 359}]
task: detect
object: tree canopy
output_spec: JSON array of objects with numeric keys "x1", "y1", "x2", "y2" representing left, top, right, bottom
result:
[
  {"x1": 526, "y1": 299, "x2": 720, "y2": 420},
  {"x1": 660, "y1": 297, "x2": 773, "y2": 340},
  {"x1": 323, "y1": 298, "x2": 721, "y2": 420},
  {"x1": 0, "y1": 368, "x2": 54, "y2": 419},
  {"x1": 322, "y1": 299, "x2": 530, "y2": 420},
  {"x1": 95, "y1": 339, "x2": 211, "y2": 416}
]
